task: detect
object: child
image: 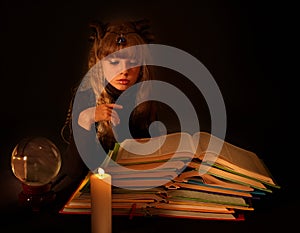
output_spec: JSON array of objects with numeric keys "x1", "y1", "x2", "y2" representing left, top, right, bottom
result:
[{"x1": 55, "y1": 19, "x2": 159, "y2": 200}]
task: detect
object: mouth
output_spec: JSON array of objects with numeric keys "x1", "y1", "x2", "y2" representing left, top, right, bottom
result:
[{"x1": 117, "y1": 79, "x2": 130, "y2": 85}]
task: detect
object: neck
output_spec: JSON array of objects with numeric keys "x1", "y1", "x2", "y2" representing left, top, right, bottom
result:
[{"x1": 105, "y1": 82, "x2": 124, "y2": 101}]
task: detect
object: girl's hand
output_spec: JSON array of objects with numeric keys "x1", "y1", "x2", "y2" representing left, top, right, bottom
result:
[
  {"x1": 78, "y1": 104, "x2": 123, "y2": 130},
  {"x1": 95, "y1": 103, "x2": 123, "y2": 126}
]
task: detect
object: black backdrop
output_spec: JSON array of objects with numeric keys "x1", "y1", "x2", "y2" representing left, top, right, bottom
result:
[{"x1": 0, "y1": 1, "x2": 296, "y2": 232}]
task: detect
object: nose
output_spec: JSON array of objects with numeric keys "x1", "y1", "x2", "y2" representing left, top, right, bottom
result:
[{"x1": 119, "y1": 60, "x2": 129, "y2": 75}]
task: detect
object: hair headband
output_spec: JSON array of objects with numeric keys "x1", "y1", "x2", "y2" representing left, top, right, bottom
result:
[{"x1": 88, "y1": 19, "x2": 155, "y2": 46}]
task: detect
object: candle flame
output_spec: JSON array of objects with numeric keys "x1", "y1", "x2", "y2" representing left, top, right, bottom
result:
[{"x1": 97, "y1": 167, "x2": 105, "y2": 175}]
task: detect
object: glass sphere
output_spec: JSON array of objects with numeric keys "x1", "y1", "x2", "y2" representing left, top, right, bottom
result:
[{"x1": 11, "y1": 137, "x2": 61, "y2": 186}]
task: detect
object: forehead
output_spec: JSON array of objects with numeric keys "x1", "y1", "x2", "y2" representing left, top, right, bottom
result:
[{"x1": 104, "y1": 46, "x2": 144, "y2": 60}]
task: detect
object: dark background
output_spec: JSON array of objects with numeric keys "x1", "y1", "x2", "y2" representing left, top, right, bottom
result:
[{"x1": 0, "y1": 0, "x2": 296, "y2": 232}]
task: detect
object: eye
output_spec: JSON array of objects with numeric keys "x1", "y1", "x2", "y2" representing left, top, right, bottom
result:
[
  {"x1": 129, "y1": 59, "x2": 138, "y2": 65},
  {"x1": 108, "y1": 59, "x2": 120, "y2": 65}
]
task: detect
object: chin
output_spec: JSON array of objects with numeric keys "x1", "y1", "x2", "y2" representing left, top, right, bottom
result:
[{"x1": 116, "y1": 85, "x2": 129, "y2": 91}]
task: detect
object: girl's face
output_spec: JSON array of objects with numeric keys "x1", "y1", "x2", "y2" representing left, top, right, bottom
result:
[{"x1": 102, "y1": 57, "x2": 141, "y2": 91}]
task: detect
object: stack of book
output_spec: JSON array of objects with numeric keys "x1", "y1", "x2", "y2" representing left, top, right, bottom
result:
[{"x1": 60, "y1": 131, "x2": 280, "y2": 221}]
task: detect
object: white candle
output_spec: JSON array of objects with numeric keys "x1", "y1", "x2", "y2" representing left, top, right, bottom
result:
[{"x1": 90, "y1": 168, "x2": 112, "y2": 233}]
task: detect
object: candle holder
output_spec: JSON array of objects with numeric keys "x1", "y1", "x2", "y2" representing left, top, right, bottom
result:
[{"x1": 11, "y1": 136, "x2": 61, "y2": 212}]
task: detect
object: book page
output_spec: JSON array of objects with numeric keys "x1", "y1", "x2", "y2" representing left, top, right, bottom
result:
[
  {"x1": 155, "y1": 203, "x2": 234, "y2": 213},
  {"x1": 117, "y1": 132, "x2": 196, "y2": 161},
  {"x1": 175, "y1": 170, "x2": 254, "y2": 192},
  {"x1": 106, "y1": 160, "x2": 186, "y2": 173},
  {"x1": 153, "y1": 209, "x2": 237, "y2": 220},
  {"x1": 192, "y1": 132, "x2": 272, "y2": 179},
  {"x1": 172, "y1": 182, "x2": 252, "y2": 198},
  {"x1": 111, "y1": 170, "x2": 178, "y2": 180},
  {"x1": 167, "y1": 189, "x2": 248, "y2": 207}
]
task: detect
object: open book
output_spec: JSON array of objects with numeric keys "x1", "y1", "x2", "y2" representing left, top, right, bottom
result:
[
  {"x1": 60, "y1": 131, "x2": 279, "y2": 220},
  {"x1": 108, "y1": 131, "x2": 279, "y2": 189}
]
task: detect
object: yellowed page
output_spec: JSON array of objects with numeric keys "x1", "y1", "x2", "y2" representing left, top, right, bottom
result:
[
  {"x1": 192, "y1": 132, "x2": 275, "y2": 184},
  {"x1": 116, "y1": 132, "x2": 196, "y2": 163}
]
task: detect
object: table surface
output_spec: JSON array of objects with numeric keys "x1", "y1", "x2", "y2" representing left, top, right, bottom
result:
[
  {"x1": 0, "y1": 141, "x2": 298, "y2": 233},
  {"x1": 0, "y1": 200, "x2": 296, "y2": 233},
  {"x1": 0, "y1": 168, "x2": 297, "y2": 233}
]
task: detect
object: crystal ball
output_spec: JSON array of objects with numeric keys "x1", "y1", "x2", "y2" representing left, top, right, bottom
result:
[{"x1": 11, "y1": 137, "x2": 61, "y2": 186}]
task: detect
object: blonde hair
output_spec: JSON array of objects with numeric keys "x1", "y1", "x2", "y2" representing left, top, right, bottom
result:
[{"x1": 61, "y1": 19, "x2": 156, "y2": 150}]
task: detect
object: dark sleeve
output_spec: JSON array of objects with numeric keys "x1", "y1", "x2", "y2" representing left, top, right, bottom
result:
[{"x1": 52, "y1": 89, "x2": 101, "y2": 202}]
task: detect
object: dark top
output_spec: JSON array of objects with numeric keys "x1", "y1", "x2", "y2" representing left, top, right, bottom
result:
[{"x1": 53, "y1": 84, "x2": 159, "y2": 204}]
